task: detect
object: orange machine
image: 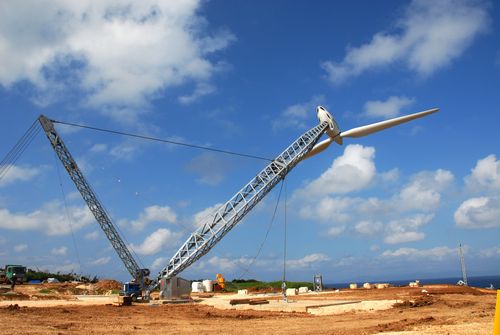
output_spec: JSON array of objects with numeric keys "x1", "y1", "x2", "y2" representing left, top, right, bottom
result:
[{"x1": 216, "y1": 273, "x2": 225, "y2": 290}]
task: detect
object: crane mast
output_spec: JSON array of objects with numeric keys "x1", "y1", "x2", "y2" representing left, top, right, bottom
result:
[
  {"x1": 154, "y1": 121, "x2": 328, "y2": 287},
  {"x1": 38, "y1": 115, "x2": 150, "y2": 287}
]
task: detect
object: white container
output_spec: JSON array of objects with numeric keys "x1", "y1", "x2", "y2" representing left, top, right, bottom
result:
[
  {"x1": 298, "y1": 287, "x2": 309, "y2": 294},
  {"x1": 376, "y1": 283, "x2": 389, "y2": 289},
  {"x1": 286, "y1": 288, "x2": 298, "y2": 296},
  {"x1": 202, "y1": 279, "x2": 213, "y2": 292},
  {"x1": 191, "y1": 281, "x2": 204, "y2": 293},
  {"x1": 349, "y1": 283, "x2": 358, "y2": 289},
  {"x1": 363, "y1": 282, "x2": 373, "y2": 289},
  {"x1": 238, "y1": 289, "x2": 248, "y2": 295}
]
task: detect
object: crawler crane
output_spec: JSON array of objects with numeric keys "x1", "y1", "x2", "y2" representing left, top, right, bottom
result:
[{"x1": 39, "y1": 106, "x2": 438, "y2": 298}]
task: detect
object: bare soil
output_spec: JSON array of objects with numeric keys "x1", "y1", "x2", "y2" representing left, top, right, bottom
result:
[{"x1": 0, "y1": 283, "x2": 496, "y2": 335}]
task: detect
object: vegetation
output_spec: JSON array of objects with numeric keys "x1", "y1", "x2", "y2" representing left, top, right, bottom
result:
[
  {"x1": 224, "y1": 280, "x2": 313, "y2": 292},
  {"x1": 25, "y1": 269, "x2": 98, "y2": 283}
]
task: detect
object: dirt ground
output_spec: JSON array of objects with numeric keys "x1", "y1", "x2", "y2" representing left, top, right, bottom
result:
[{"x1": 0, "y1": 283, "x2": 497, "y2": 335}]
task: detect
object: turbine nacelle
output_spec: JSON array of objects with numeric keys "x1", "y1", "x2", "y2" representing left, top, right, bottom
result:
[{"x1": 303, "y1": 105, "x2": 439, "y2": 160}]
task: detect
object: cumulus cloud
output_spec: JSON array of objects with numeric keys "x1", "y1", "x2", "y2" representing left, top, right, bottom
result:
[
  {"x1": 381, "y1": 246, "x2": 457, "y2": 260},
  {"x1": 51, "y1": 246, "x2": 68, "y2": 256},
  {"x1": 0, "y1": 165, "x2": 40, "y2": 187},
  {"x1": 355, "y1": 220, "x2": 384, "y2": 235},
  {"x1": 272, "y1": 95, "x2": 325, "y2": 131},
  {"x1": 363, "y1": 96, "x2": 415, "y2": 119},
  {"x1": 192, "y1": 203, "x2": 224, "y2": 228},
  {"x1": 465, "y1": 154, "x2": 500, "y2": 192},
  {"x1": 287, "y1": 253, "x2": 330, "y2": 269},
  {"x1": 296, "y1": 144, "x2": 376, "y2": 198},
  {"x1": 384, "y1": 214, "x2": 433, "y2": 244},
  {"x1": 322, "y1": 0, "x2": 489, "y2": 84},
  {"x1": 130, "y1": 228, "x2": 180, "y2": 255},
  {"x1": 121, "y1": 205, "x2": 177, "y2": 231},
  {"x1": 454, "y1": 196, "x2": 500, "y2": 229},
  {"x1": 396, "y1": 169, "x2": 453, "y2": 211},
  {"x1": 0, "y1": 1, "x2": 235, "y2": 119},
  {"x1": 0, "y1": 200, "x2": 94, "y2": 235},
  {"x1": 296, "y1": 168, "x2": 451, "y2": 244}
]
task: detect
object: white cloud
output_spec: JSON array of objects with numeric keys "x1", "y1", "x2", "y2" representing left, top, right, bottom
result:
[
  {"x1": 0, "y1": 1, "x2": 235, "y2": 120},
  {"x1": 122, "y1": 205, "x2": 177, "y2": 231},
  {"x1": 89, "y1": 143, "x2": 108, "y2": 153},
  {"x1": 384, "y1": 214, "x2": 433, "y2": 244},
  {"x1": 396, "y1": 169, "x2": 453, "y2": 211},
  {"x1": 479, "y1": 246, "x2": 500, "y2": 257},
  {"x1": 207, "y1": 255, "x2": 253, "y2": 272},
  {"x1": 299, "y1": 196, "x2": 357, "y2": 223},
  {"x1": 363, "y1": 96, "x2": 415, "y2": 119},
  {"x1": 296, "y1": 144, "x2": 376, "y2": 198},
  {"x1": 465, "y1": 154, "x2": 500, "y2": 192},
  {"x1": 0, "y1": 200, "x2": 94, "y2": 235},
  {"x1": 287, "y1": 253, "x2": 329, "y2": 269},
  {"x1": 84, "y1": 231, "x2": 100, "y2": 240},
  {"x1": 185, "y1": 152, "x2": 231, "y2": 186},
  {"x1": 326, "y1": 226, "x2": 346, "y2": 237},
  {"x1": 90, "y1": 256, "x2": 111, "y2": 266},
  {"x1": 151, "y1": 257, "x2": 169, "y2": 271},
  {"x1": 322, "y1": 0, "x2": 489, "y2": 83},
  {"x1": 381, "y1": 246, "x2": 457, "y2": 260},
  {"x1": 355, "y1": 220, "x2": 384, "y2": 235},
  {"x1": 130, "y1": 228, "x2": 180, "y2": 255},
  {"x1": 454, "y1": 196, "x2": 500, "y2": 229},
  {"x1": 178, "y1": 82, "x2": 216, "y2": 104},
  {"x1": 0, "y1": 165, "x2": 40, "y2": 187},
  {"x1": 272, "y1": 95, "x2": 325, "y2": 131},
  {"x1": 14, "y1": 244, "x2": 28, "y2": 252},
  {"x1": 192, "y1": 203, "x2": 224, "y2": 229},
  {"x1": 51, "y1": 246, "x2": 68, "y2": 256}
]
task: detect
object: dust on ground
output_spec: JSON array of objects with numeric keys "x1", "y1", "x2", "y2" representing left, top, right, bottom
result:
[{"x1": 0, "y1": 283, "x2": 496, "y2": 335}]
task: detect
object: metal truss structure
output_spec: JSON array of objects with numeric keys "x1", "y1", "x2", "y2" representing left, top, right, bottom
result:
[
  {"x1": 155, "y1": 121, "x2": 328, "y2": 285},
  {"x1": 38, "y1": 115, "x2": 150, "y2": 285}
]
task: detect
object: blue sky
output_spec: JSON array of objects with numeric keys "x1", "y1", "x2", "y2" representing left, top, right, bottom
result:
[{"x1": 0, "y1": 0, "x2": 499, "y2": 283}]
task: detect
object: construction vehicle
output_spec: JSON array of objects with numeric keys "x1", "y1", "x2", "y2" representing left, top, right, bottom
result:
[
  {"x1": 38, "y1": 105, "x2": 437, "y2": 299},
  {"x1": 0, "y1": 265, "x2": 26, "y2": 284}
]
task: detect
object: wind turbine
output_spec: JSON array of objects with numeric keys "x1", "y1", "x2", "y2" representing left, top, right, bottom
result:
[{"x1": 303, "y1": 106, "x2": 439, "y2": 160}]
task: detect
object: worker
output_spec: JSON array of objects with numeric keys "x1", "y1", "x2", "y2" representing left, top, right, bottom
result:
[{"x1": 10, "y1": 273, "x2": 17, "y2": 291}]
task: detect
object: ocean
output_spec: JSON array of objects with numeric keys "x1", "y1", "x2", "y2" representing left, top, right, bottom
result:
[{"x1": 325, "y1": 275, "x2": 500, "y2": 290}]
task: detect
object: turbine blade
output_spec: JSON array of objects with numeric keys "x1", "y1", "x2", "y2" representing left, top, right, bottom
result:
[
  {"x1": 301, "y1": 137, "x2": 334, "y2": 161},
  {"x1": 340, "y1": 108, "x2": 439, "y2": 139}
]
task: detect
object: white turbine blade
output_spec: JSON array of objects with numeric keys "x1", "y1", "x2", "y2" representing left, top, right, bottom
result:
[
  {"x1": 340, "y1": 108, "x2": 439, "y2": 139},
  {"x1": 301, "y1": 137, "x2": 334, "y2": 160}
]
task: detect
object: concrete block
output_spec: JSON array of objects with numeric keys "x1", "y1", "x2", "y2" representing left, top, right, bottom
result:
[
  {"x1": 237, "y1": 289, "x2": 248, "y2": 295},
  {"x1": 298, "y1": 287, "x2": 309, "y2": 294}
]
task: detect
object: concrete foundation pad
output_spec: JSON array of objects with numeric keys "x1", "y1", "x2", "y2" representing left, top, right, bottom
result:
[{"x1": 198, "y1": 294, "x2": 398, "y2": 315}]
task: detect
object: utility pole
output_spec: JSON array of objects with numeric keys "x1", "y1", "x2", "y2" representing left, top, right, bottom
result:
[{"x1": 459, "y1": 244, "x2": 468, "y2": 286}]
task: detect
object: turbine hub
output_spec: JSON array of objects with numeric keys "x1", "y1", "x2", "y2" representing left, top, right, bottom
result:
[{"x1": 316, "y1": 105, "x2": 340, "y2": 140}]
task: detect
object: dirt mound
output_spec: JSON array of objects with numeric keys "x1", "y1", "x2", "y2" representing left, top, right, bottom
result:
[
  {"x1": 95, "y1": 280, "x2": 121, "y2": 292},
  {"x1": 394, "y1": 296, "x2": 434, "y2": 308}
]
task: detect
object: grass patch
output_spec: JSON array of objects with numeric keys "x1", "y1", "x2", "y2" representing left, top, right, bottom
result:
[{"x1": 224, "y1": 280, "x2": 313, "y2": 292}]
